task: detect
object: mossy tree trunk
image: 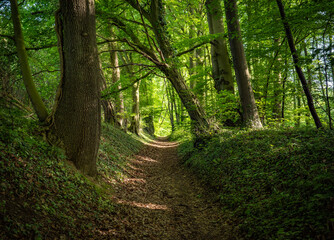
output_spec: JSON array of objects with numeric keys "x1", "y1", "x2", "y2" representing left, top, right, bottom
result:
[
  {"x1": 205, "y1": 0, "x2": 234, "y2": 93},
  {"x1": 149, "y1": 0, "x2": 211, "y2": 136},
  {"x1": 9, "y1": 0, "x2": 48, "y2": 122}
]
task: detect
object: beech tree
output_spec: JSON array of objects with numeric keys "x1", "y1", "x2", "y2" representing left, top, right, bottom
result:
[
  {"x1": 205, "y1": 0, "x2": 234, "y2": 93},
  {"x1": 224, "y1": 0, "x2": 262, "y2": 129},
  {"x1": 52, "y1": 0, "x2": 101, "y2": 176}
]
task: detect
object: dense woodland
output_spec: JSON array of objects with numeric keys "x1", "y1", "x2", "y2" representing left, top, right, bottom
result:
[{"x1": 1, "y1": 0, "x2": 334, "y2": 239}]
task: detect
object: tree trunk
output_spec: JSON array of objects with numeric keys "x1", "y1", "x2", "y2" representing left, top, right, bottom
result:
[
  {"x1": 108, "y1": 29, "x2": 125, "y2": 128},
  {"x1": 272, "y1": 38, "x2": 282, "y2": 121},
  {"x1": 188, "y1": 6, "x2": 196, "y2": 90},
  {"x1": 121, "y1": 53, "x2": 140, "y2": 135},
  {"x1": 101, "y1": 66, "x2": 118, "y2": 126},
  {"x1": 224, "y1": 0, "x2": 262, "y2": 129},
  {"x1": 149, "y1": 0, "x2": 211, "y2": 136},
  {"x1": 166, "y1": 82, "x2": 175, "y2": 131},
  {"x1": 129, "y1": 79, "x2": 141, "y2": 135},
  {"x1": 121, "y1": 0, "x2": 212, "y2": 138},
  {"x1": 10, "y1": 0, "x2": 48, "y2": 122},
  {"x1": 53, "y1": 0, "x2": 101, "y2": 176},
  {"x1": 206, "y1": 0, "x2": 234, "y2": 93},
  {"x1": 276, "y1": 0, "x2": 322, "y2": 128}
]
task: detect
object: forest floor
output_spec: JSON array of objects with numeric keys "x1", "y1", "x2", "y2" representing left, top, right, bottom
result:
[{"x1": 96, "y1": 138, "x2": 233, "y2": 240}]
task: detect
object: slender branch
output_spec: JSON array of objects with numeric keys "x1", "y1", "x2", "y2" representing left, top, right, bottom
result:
[
  {"x1": 0, "y1": 34, "x2": 15, "y2": 41},
  {"x1": 99, "y1": 49, "x2": 135, "y2": 55},
  {"x1": 102, "y1": 70, "x2": 153, "y2": 97},
  {"x1": 116, "y1": 16, "x2": 153, "y2": 30},
  {"x1": 175, "y1": 40, "x2": 213, "y2": 57},
  {"x1": 123, "y1": 0, "x2": 150, "y2": 20},
  {"x1": 106, "y1": 62, "x2": 157, "y2": 69},
  {"x1": 4, "y1": 44, "x2": 57, "y2": 56}
]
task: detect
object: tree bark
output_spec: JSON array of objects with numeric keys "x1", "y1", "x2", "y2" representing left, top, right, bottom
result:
[
  {"x1": 276, "y1": 0, "x2": 322, "y2": 128},
  {"x1": 224, "y1": 0, "x2": 262, "y2": 129},
  {"x1": 129, "y1": 79, "x2": 141, "y2": 135},
  {"x1": 121, "y1": 53, "x2": 141, "y2": 135},
  {"x1": 10, "y1": 0, "x2": 48, "y2": 122},
  {"x1": 205, "y1": 0, "x2": 234, "y2": 93},
  {"x1": 108, "y1": 29, "x2": 125, "y2": 128},
  {"x1": 53, "y1": 0, "x2": 101, "y2": 176},
  {"x1": 101, "y1": 66, "x2": 118, "y2": 126},
  {"x1": 272, "y1": 38, "x2": 282, "y2": 121}
]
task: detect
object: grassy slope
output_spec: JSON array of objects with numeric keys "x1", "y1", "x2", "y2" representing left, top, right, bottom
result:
[
  {"x1": 173, "y1": 128, "x2": 334, "y2": 240},
  {"x1": 0, "y1": 103, "x2": 143, "y2": 239}
]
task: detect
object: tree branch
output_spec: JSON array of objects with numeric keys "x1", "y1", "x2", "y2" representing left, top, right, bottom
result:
[
  {"x1": 174, "y1": 40, "x2": 213, "y2": 57},
  {"x1": 106, "y1": 62, "x2": 157, "y2": 69},
  {"x1": 102, "y1": 70, "x2": 153, "y2": 98},
  {"x1": 0, "y1": 34, "x2": 15, "y2": 41},
  {"x1": 4, "y1": 44, "x2": 57, "y2": 56}
]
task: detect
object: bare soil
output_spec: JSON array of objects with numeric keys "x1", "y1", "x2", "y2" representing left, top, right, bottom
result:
[{"x1": 96, "y1": 139, "x2": 234, "y2": 239}]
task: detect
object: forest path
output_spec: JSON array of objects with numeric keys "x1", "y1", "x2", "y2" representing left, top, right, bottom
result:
[{"x1": 98, "y1": 138, "x2": 233, "y2": 239}]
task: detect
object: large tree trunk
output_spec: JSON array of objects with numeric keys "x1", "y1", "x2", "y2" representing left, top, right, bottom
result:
[
  {"x1": 53, "y1": 0, "x2": 101, "y2": 176},
  {"x1": 276, "y1": 0, "x2": 322, "y2": 128},
  {"x1": 10, "y1": 0, "x2": 48, "y2": 122},
  {"x1": 224, "y1": 0, "x2": 262, "y2": 129},
  {"x1": 205, "y1": 0, "x2": 234, "y2": 93}
]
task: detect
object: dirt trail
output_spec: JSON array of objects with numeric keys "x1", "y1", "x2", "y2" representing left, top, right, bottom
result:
[{"x1": 99, "y1": 139, "x2": 233, "y2": 239}]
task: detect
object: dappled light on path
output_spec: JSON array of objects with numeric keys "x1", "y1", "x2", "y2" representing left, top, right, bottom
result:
[
  {"x1": 95, "y1": 139, "x2": 232, "y2": 239},
  {"x1": 116, "y1": 199, "x2": 170, "y2": 210}
]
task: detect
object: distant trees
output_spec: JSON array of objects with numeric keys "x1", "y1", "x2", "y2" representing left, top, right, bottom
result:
[
  {"x1": 120, "y1": 0, "x2": 212, "y2": 138},
  {"x1": 276, "y1": 0, "x2": 322, "y2": 128},
  {"x1": 3, "y1": 0, "x2": 333, "y2": 175}
]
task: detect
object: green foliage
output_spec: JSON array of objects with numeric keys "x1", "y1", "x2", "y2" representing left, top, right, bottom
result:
[
  {"x1": 206, "y1": 91, "x2": 240, "y2": 125},
  {"x1": 98, "y1": 123, "x2": 143, "y2": 182},
  {"x1": 0, "y1": 103, "x2": 143, "y2": 239},
  {"x1": 176, "y1": 127, "x2": 334, "y2": 239}
]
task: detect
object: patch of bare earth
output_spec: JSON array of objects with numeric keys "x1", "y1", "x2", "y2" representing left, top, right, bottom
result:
[{"x1": 96, "y1": 139, "x2": 234, "y2": 239}]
